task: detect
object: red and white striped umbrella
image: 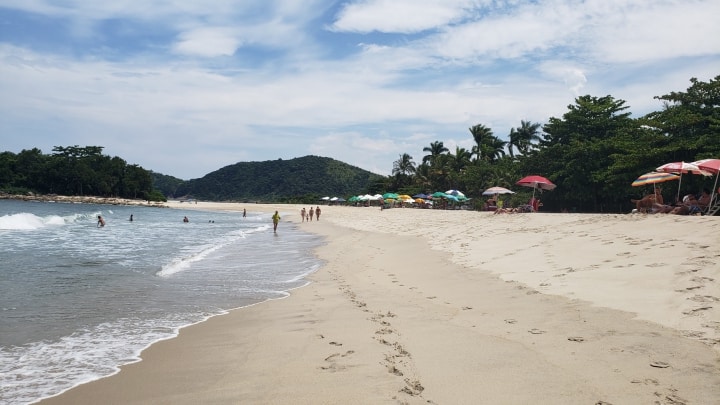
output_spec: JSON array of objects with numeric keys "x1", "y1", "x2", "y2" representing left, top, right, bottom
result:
[
  {"x1": 690, "y1": 158, "x2": 720, "y2": 208},
  {"x1": 656, "y1": 161, "x2": 711, "y2": 175},
  {"x1": 656, "y1": 161, "x2": 712, "y2": 202},
  {"x1": 691, "y1": 158, "x2": 720, "y2": 174}
]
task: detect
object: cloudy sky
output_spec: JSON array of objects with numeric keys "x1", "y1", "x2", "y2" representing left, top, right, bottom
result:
[{"x1": 1, "y1": 1, "x2": 718, "y2": 179}]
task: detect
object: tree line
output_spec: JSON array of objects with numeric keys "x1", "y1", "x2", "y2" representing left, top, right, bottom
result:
[
  {"x1": 386, "y1": 75, "x2": 720, "y2": 212},
  {"x1": 0, "y1": 145, "x2": 165, "y2": 201}
]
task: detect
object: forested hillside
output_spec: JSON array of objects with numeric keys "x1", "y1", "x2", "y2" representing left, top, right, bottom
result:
[
  {"x1": 172, "y1": 156, "x2": 384, "y2": 202},
  {"x1": 0, "y1": 146, "x2": 164, "y2": 201}
]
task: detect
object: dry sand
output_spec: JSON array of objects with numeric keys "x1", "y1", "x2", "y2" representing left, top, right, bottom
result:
[{"x1": 39, "y1": 203, "x2": 720, "y2": 404}]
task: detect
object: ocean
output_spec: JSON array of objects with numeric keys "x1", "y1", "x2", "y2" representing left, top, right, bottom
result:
[{"x1": 0, "y1": 199, "x2": 323, "y2": 405}]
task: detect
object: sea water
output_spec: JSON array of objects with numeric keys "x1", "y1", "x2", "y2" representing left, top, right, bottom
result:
[{"x1": 0, "y1": 199, "x2": 323, "y2": 404}]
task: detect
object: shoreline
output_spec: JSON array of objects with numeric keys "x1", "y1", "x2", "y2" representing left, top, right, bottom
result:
[
  {"x1": 37, "y1": 203, "x2": 720, "y2": 404},
  {"x1": 0, "y1": 193, "x2": 169, "y2": 208}
]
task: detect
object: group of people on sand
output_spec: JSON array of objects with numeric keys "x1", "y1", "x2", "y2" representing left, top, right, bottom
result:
[
  {"x1": 633, "y1": 187, "x2": 716, "y2": 215},
  {"x1": 486, "y1": 196, "x2": 542, "y2": 214},
  {"x1": 300, "y1": 206, "x2": 321, "y2": 222}
]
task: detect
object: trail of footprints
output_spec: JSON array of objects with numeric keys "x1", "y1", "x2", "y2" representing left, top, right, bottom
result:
[{"x1": 319, "y1": 268, "x2": 430, "y2": 402}]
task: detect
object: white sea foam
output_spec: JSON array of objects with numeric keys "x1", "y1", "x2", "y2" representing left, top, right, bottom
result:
[
  {"x1": 1, "y1": 315, "x2": 207, "y2": 405},
  {"x1": 156, "y1": 224, "x2": 269, "y2": 277},
  {"x1": 0, "y1": 200, "x2": 323, "y2": 404},
  {"x1": 0, "y1": 213, "x2": 66, "y2": 230}
]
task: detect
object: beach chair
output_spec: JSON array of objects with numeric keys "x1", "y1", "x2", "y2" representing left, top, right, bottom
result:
[{"x1": 705, "y1": 200, "x2": 720, "y2": 216}]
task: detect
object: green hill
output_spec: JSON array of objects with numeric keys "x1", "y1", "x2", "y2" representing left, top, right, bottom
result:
[{"x1": 166, "y1": 155, "x2": 384, "y2": 202}]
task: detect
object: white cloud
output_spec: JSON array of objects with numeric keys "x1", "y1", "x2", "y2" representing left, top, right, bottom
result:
[
  {"x1": 331, "y1": 0, "x2": 481, "y2": 33},
  {"x1": 1, "y1": 1, "x2": 719, "y2": 179},
  {"x1": 172, "y1": 28, "x2": 242, "y2": 57}
]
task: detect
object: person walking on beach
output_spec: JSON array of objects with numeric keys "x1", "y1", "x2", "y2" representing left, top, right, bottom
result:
[
  {"x1": 301, "y1": 207, "x2": 306, "y2": 222},
  {"x1": 272, "y1": 211, "x2": 281, "y2": 233},
  {"x1": 309, "y1": 206, "x2": 315, "y2": 221},
  {"x1": 315, "y1": 206, "x2": 321, "y2": 221},
  {"x1": 97, "y1": 215, "x2": 105, "y2": 227}
]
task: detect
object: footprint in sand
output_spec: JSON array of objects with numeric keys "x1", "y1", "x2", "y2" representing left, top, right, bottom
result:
[
  {"x1": 321, "y1": 350, "x2": 356, "y2": 371},
  {"x1": 631, "y1": 378, "x2": 659, "y2": 385},
  {"x1": 528, "y1": 328, "x2": 546, "y2": 334},
  {"x1": 649, "y1": 361, "x2": 670, "y2": 368},
  {"x1": 682, "y1": 306, "x2": 712, "y2": 315},
  {"x1": 568, "y1": 336, "x2": 585, "y2": 342}
]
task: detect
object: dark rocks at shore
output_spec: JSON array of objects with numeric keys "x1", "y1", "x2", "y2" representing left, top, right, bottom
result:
[{"x1": 0, "y1": 192, "x2": 168, "y2": 207}]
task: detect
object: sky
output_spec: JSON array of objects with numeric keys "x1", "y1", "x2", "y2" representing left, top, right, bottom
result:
[{"x1": 1, "y1": 1, "x2": 719, "y2": 180}]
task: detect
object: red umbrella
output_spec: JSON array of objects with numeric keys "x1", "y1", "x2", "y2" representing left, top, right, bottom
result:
[
  {"x1": 516, "y1": 175, "x2": 556, "y2": 200},
  {"x1": 656, "y1": 161, "x2": 709, "y2": 175},
  {"x1": 656, "y1": 161, "x2": 712, "y2": 202},
  {"x1": 691, "y1": 158, "x2": 720, "y2": 208},
  {"x1": 691, "y1": 158, "x2": 720, "y2": 174}
]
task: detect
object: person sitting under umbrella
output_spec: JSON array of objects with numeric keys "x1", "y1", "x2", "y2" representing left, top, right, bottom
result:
[
  {"x1": 529, "y1": 197, "x2": 542, "y2": 212},
  {"x1": 698, "y1": 188, "x2": 712, "y2": 209}
]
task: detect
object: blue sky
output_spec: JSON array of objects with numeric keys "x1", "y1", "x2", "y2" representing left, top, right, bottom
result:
[{"x1": 1, "y1": 0, "x2": 718, "y2": 180}]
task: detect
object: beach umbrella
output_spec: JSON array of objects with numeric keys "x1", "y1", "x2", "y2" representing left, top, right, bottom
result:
[
  {"x1": 412, "y1": 193, "x2": 429, "y2": 199},
  {"x1": 431, "y1": 191, "x2": 447, "y2": 199},
  {"x1": 516, "y1": 175, "x2": 556, "y2": 199},
  {"x1": 656, "y1": 161, "x2": 712, "y2": 202},
  {"x1": 321, "y1": 196, "x2": 330, "y2": 201},
  {"x1": 691, "y1": 158, "x2": 720, "y2": 207},
  {"x1": 482, "y1": 186, "x2": 515, "y2": 196},
  {"x1": 631, "y1": 172, "x2": 680, "y2": 188},
  {"x1": 445, "y1": 189, "x2": 465, "y2": 197},
  {"x1": 692, "y1": 158, "x2": 720, "y2": 174}
]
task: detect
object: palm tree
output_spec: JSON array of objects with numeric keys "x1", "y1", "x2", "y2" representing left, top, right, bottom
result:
[
  {"x1": 392, "y1": 153, "x2": 416, "y2": 188},
  {"x1": 484, "y1": 135, "x2": 508, "y2": 162},
  {"x1": 422, "y1": 141, "x2": 449, "y2": 165},
  {"x1": 508, "y1": 120, "x2": 542, "y2": 157},
  {"x1": 449, "y1": 146, "x2": 472, "y2": 172},
  {"x1": 413, "y1": 162, "x2": 432, "y2": 191},
  {"x1": 468, "y1": 124, "x2": 493, "y2": 161},
  {"x1": 392, "y1": 153, "x2": 416, "y2": 177}
]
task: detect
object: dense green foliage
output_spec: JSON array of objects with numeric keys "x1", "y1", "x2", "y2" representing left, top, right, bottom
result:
[
  {"x1": 173, "y1": 155, "x2": 385, "y2": 203},
  {"x1": 150, "y1": 171, "x2": 185, "y2": 199},
  {"x1": 0, "y1": 146, "x2": 164, "y2": 201},
  {"x1": 387, "y1": 76, "x2": 720, "y2": 212}
]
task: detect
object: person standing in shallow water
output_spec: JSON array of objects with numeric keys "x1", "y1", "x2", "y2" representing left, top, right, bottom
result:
[
  {"x1": 272, "y1": 211, "x2": 281, "y2": 233},
  {"x1": 97, "y1": 215, "x2": 105, "y2": 227}
]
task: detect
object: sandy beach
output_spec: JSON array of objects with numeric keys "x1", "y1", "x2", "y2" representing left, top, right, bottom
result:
[{"x1": 39, "y1": 203, "x2": 720, "y2": 404}]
